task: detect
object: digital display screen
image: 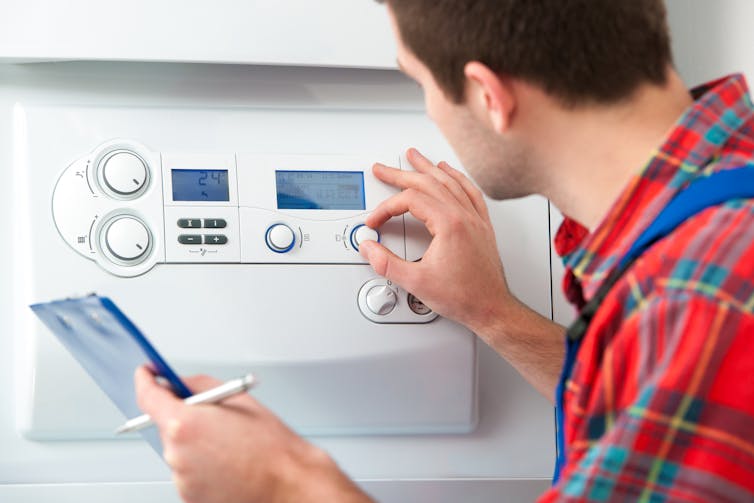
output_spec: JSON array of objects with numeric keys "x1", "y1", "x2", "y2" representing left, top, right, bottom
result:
[
  {"x1": 275, "y1": 171, "x2": 366, "y2": 210},
  {"x1": 171, "y1": 169, "x2": 230, "y2": 202}
]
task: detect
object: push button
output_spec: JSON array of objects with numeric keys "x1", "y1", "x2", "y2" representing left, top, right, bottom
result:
[
  {"x1": 204, "y1": 219, "x2": 227, "y2": 229},
  {"x1": 204, "y1": 235, "x2": 228, "y2": 245},
  {"x1": 178, "y1": 234, "x2": 202, "y2": 245},
  {"x1": 265, "y1": 224, "x2": 296, "y2": 253},
  {"x1": 178, "y1": 219, "x2": 201, "y2": 229}
]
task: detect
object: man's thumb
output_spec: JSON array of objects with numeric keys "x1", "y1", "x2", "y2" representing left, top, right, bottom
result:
[{"x1": 359, "y1": 240, "x2": 414, "y2": 286}]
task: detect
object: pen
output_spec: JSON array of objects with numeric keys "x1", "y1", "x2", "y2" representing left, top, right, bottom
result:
[{"x1": 116, "y1": 373, "x2": 256, "y2": 434}]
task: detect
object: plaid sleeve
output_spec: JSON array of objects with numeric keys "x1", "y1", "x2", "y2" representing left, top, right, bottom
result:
[{"x1": 538, "y1": 293, "x2": 754, "y2": 502}]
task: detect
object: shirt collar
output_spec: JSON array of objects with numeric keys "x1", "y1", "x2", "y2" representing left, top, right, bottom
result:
[{"x1": 564, "y1": 74, "x2": 754, "y2": 299}]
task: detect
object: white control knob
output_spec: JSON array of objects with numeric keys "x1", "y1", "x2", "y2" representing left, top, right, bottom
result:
[
  {"x1": 104, "y1": 217, "x2": 150, "y2": 262},
  {"x1": 266, "y1": 224, "x2": 296, "y2": 253},
  {"x1": 350, "y1": 224, "x2": 380, "y2": 251},
  {"x1": 101, "y1": 151, "x2": 148, "y2": 196},
  {"x1": 366, "y1": 285, "x2": 398, "y2": 316}
]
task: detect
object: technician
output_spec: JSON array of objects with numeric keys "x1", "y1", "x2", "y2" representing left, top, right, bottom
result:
[{"x1": 136, "y1": 0, "x2": 754, "y2": 501}]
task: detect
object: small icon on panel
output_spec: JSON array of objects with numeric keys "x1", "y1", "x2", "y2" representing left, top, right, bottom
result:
[
  {"x1": 77, "y1": 236, "x2": 86, "y2": 244},
  {"x1": 192, "y1": 248, "x2": 218, "y2": 257}
]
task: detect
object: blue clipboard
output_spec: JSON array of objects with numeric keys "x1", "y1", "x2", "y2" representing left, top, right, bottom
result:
[{"x1": 30, "y1": 294, "x2": 192, "y2": 455}]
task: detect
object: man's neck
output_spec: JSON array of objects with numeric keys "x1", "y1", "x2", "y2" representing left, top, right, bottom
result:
[{"x1": 534, "y1": 70, "x2": 694, "y2": 230}]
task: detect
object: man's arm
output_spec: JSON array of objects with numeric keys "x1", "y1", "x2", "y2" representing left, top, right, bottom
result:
[
  {"x1": 479, "y1": 295, "x2": 566, "y2": 401},
  {"x1": 359, "y1": 148, "x2": 565, "y2": 401}
]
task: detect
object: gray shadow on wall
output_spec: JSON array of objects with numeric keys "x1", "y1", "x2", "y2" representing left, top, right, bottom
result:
[{"x1": 666, "y1": 0, "x2": 748, "y2": 84}]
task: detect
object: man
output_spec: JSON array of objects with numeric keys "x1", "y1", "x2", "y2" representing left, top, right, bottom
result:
[{"x1": 136, "y1": 0, "x2": 754, "y2": 501}]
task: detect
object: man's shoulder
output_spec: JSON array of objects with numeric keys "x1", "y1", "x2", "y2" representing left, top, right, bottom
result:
[
  {"x1": 632, "y1": 188, "x2": 754, "y2": 314},
  {"x1": 585, "y1": 187, "x2": 754, "y2": 344}
]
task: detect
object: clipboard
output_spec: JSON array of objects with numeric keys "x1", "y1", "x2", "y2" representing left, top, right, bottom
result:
[{"x1": 30, "y1": 294, "x2": 192, "y2": 454}]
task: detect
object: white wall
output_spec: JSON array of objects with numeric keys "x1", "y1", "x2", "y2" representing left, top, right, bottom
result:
[{"x1": 666, "y1": 0, "x2": 754, "y2": 85}]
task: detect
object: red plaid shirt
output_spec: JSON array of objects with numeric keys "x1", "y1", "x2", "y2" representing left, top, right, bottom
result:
[{"x1": 539, "y1": 74, "x2": 754, "y2": 502}]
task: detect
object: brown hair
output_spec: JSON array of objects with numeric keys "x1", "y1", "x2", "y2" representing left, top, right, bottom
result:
[{"x1": 379, "y1": 0, "x2": 673, "y2": 106}]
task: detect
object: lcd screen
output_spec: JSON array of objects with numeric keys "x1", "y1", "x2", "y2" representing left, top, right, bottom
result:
[
  {"x1": 171, "y1": 169, "x2": 230, "y2": 202},
  {"x1": 275, "y1": 171, "x2": 366, "y2": 210}
]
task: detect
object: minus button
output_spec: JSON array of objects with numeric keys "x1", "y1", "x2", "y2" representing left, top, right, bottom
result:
[{"x1": 178, "y1": 235, "x2": 202, "y2": 245}]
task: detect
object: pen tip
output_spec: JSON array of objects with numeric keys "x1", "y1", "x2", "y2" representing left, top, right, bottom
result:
[{"x1": 243, "y1": 373, "x2": 256, "y2": 387}]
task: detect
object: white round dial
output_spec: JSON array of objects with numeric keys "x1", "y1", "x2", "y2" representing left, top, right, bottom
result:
[
  {"x1": 365, "y1": 285, "x2": 398, "y2": 316},
  {"x1": 105, "y1": 217, "x2": 151, "y2": 262},
  {"x1": 350, "y1": 224, "x2": 379, "y2": 251},
  {"x1": 101, "y1": 151, "x2": 148, "y2": 196},
  {"x1": 266, "y1": 224, "x2": 295, "y2": 252}
]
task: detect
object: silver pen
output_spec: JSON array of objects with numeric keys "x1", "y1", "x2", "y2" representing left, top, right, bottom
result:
[{"x1": 116, "y1": 373, "x2": 256, "y2": 434}]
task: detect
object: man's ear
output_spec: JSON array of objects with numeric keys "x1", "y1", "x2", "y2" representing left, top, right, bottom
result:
[{"x1": 464, "y1": 61, "x2": 516, "y2": 133}]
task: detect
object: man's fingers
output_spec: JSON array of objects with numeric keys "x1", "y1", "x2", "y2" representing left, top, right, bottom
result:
[
  {"x1": 373, "y1": 161, "x2": 465, "y2": 209},
  {"x1": 425, "y1": 162, "x2": 477, "y2": 214},
  {"x1": 134, "y1": 366, "x2": 183, "y2": 425},
  {"x1": 183, "y1": 374, "x2": 259, "y2": 411},
  {"x1": 405, "y1": 147, "x2": 436, "y2": 173},
  {"x1": 359, "y1": 240, "x2": 418, "y2": 288},
  {"x1": 437, "y1": 161, "x2": 491, "y2": 221},
  {"x1": 373, "y1": 163, "x2": 442, "y2": 195},
  {"x1": 366, "y1": 190, "x2": 437, "y2": 234},
  {"x1": 404, "y1": 149, "x2": 478, "y2": 215},
  {"x1": 372, "y1": 162, "x2": 411, "y2": 189},
  {"x1": 182, "y1": 374, "x2": 224, "y2": 394}
]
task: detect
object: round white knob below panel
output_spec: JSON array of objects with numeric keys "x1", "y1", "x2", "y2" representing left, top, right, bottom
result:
[
  {"x1": 101, "y1": 151, "x2": 148, "y2": 196},
  {"x1": 105, "y1": 217, "x2": 151, "y2": 262},
  {"x1": 350, "y1": 224, "x2": 380, "y2": 251},
  {"x1": 365, "y1": 285, "x2": 398, "y2": 315},
  {"x1": 266, "y1": 224, "x2": 296, "y2": 253}
]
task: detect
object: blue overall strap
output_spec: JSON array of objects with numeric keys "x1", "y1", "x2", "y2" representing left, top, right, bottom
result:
[{"x1": 553, "y1": 165, "x2": 754, "y2": 484}]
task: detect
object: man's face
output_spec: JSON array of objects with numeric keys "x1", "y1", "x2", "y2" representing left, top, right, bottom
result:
[{"x1": 388, "y1": 8, "x2": 536, "y2": 200}]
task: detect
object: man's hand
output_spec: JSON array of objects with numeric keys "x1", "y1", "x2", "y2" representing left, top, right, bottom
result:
[
  {"x1": 134, "y1": 367, "x2": 372, "y2": 503},
  {"x1": 360, "y1": 148, "x2": 511, "y2": 336},
  {"x1": 360, "y1": 148, "x2": 565, "y2": 400}
]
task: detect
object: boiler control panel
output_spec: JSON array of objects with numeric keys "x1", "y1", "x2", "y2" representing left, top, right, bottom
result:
[{"x1": 52, "y1": 140, "x2": 436, "y2": 323}]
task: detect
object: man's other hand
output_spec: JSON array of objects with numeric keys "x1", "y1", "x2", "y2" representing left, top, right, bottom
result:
[
  {"x1": 360, "y1": 148, "x2": 512, "y2": 335},
  {"x1": 134, "y1": 367, "x2": 372, "y2": 503}
]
